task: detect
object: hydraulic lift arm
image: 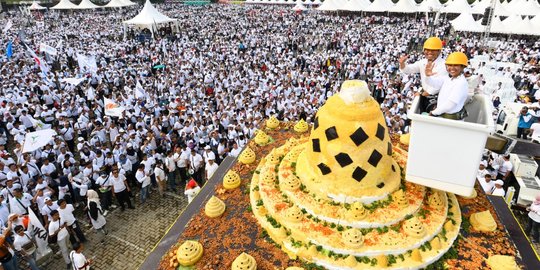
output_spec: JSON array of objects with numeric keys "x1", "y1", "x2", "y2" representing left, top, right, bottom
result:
[{"x1": 486, "y1": 133, "x2": 540, "y2": 156}]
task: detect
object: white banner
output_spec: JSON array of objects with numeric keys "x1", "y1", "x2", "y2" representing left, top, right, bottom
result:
[
  {"x1": 27, "y1": 207, "x2": 53, "y2": 260},
  {"x1": 77, "y1": 53, "x2": 98, "y2": 74},
  {"x1": 60, "y1": 77, "x2": 86, "y2": 86},
  {"x1": 3, "y1": 20, "x2": 13, "y2": 33},
  {"x1": 22, "y1": 129, "x2": 56, "y2": 153},
  {"x1": 135, "y1": 81, "x2": 147, "y2": 100},
  {"x1": 39, "y1": 43, "x2": 58, "y2": 56},
  {"x1": 30, "y1": 118, "x2": 52, "y2": 130},
  {"x1": 104, "y1": 98, "x2": 125, "y2": 117}
]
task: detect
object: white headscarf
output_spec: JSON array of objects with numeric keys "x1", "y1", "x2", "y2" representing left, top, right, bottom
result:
[{"x1": 87, "y1": 189, "x2": 100, "y2": 205}]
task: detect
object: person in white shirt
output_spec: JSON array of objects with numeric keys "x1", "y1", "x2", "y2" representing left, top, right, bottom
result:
[
  {"x1": 530, "y1": 118, "x2": 540, "y2": 143},
  {"x1": 95, "y1": 173, "x2": 113, "y2": 213},
  {"x1": 40, "y1": 197, "x2": 58, "y2": 228},
  {"x1": 58, "y1": 199, "x2": 86, "y2": 244},
  {"x1": 184, "y1": 179, "x2": 200, "y2": 204},
  {"x1": 229, "y1": 142, "x2": 242, "y2": 158},
  {"x1": 491, "y1": 180, "x2": 506, "y2": 196},
  {"x1": 399, "y1": 37, "x2": 447, "y2": 112},
  {"x1": 426, "y1": 52, "x2": 469, "y2": 120},
  {"x1": 525, "y1": 193, "x2": 540, "y2": 243},
  {"x1": 13, "y1": 225, "x2": 40, "y2": 270},
  {"x1": 165, "y1": 151, "x2": 177, "y2": 192},
  {"x1": 497, "y1": 155, "x2": 513, "y2": 181},
  {"x1": 110, "y1": 169, "x2": 133, "y2": 211},
  {"x1": 136, "y1": 164, "x2": 151, "y2": 204},
  {"x1": 10, "y1": 187, "x2": 32, "y2": 216},
  {"x1": 188, "y1": 149, "x2": 204, "y2": 185},
  {"x1": 48, "y1": 210, "x2": 71, "y2": 268},
  {"x1": 205, "y1": 158, "x2": 219, "y2": 182},
  {"x1": 154, "y1": 161, "x2": 166, "y2": 196},
  {"x1": 0, "y1": 195, "x2": 10, "y2": 227},
  {"x1": 70, "y1": 242, "x2": 92, "y2": 270},
  {"x1": 478, "y1": 174, "x2": 496, "y2": 194},
  {"x1": 477, "y1": 161, "x2": 489, "y2": 180},
  {"x1": 202, "y1": 146, "x2": 216, "y2": 166}
]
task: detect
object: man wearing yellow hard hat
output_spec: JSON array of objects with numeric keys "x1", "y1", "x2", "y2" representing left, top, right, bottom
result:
[
  {"x1": 425, "y1": 52, "x2": 469, "y2": 120},
  {"x1": 399, "y1": 37, "x2": 448, "y2": 112}
]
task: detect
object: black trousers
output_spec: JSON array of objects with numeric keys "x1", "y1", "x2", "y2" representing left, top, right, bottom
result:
[
  {"x1": 68, "y1": 220, "x2": 86, "y2": 244},
  {"x1": 99, "y1": 190, "x2": 112, "y2": 211},
  {"x1": 115, "y1": 189, "x2": 133, "y2": 210}
]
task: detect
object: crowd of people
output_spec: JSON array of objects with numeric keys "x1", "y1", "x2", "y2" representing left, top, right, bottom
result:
[{"x1": 0, "y1": 2, "x2": 538, "y2": 269}]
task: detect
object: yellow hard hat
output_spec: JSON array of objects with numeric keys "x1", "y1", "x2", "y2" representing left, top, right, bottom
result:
[
  {"x1": 423, "y1": 37, "x2": 443, "y2": 50},
  {"x1": 445, "y1": 52, "x2": 468, "y2": 66}
]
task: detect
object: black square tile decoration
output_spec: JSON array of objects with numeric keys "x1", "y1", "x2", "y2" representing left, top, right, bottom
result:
[
  {"x1": 312, "y1": 139, "x2": 321, "y2": 152},
  {"x1": 350, "y1": 126, "x2": 368, "y2": 146},
  {"x1": 352, "y1": 166, "x2": 367, "y2": 182},
  {"x1": 318, "y1": 163, "x2": 331, "y2": 175},
  {"x1": 375, "y1": 123, "x2": 385, "y2": 141},
  {"x1": 368, "y1": 150, "x2": 382, "y2": 167},
  {"x1": 387, "y1": 142, "x2": 392, "y2": 156},
  {"x1": 335, "y1": 153, "x2": 353, "y2": 167},
  {"x1": 314, "y1": 117, "x2": 319, "y2": 130},
  {"x1": 391, "y1": 164, "x2": 396, "y2": 172},
  {"x1": 377, "y1": 182, "x2": 385, "y2": 188},
  {"x1": 325, "y1": 126, "x2": 339, "y2": 141}
]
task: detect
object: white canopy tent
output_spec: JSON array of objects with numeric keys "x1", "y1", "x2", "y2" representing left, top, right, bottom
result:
[
  {"x1": 51, "y1": 0, "x2": 78, "y2": 9},
  {"x1": 363, "y1": 0, "x2": 395, "y2": 12},
  {"x1": 340, "y1": 0, "x2": 370, "y2": 11},
  {"x1": 500, "y1": 14, "x2": 538, "y2": 35},
  {"x1": 28, "y1": 1, "x2": 46, "y2": 10},
  {"x1": 490, "y1": 16, "x2": 508, "y2": 34},
  {"x1": 120, "y1": 0, "x2": 138, "y2": 6},
  {"x1": 493, "y1": 0, "x2": 514, "y2": 16},
  {"x1": 470, "y1": 0, "x2": 490, "y2": 15},
  {"x1": 123, "y1": 0, "x2": 178, "y2": 34},
  {"x1": 507, "y1": 0, "x2": 540, "y2": 16},
  {"x1": 104, "y1": 0, "x2": 133, "y2": 8},
  {"x1": 293, "y1": 2, "x2": 307, "y2": 10},
  {"x1": 318, "y1": 0, "x2": 340, "y2": 11},
  {"x1": 529, "y1": 15, "x2": 540, "y2": 35},
  {"x1": 388, "y1": 0, "x2": 419, "y2": 13},
  {"x1": 74, "y1": 0, "x2": 100, "y2": 9},
  {"x1": 417, "y1": 0, "x2": 443, "y2": 12},
  {"x1": 450, "y1": 12, "x2": 483, "y2": 32},
  {"x1": 441, "y1": 0, "x2": 472, "y2": 14}
]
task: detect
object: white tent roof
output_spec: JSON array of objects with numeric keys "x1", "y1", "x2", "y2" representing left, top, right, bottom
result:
[
  {"x1": 340, "y1": 0, "x2": 370, "y2": 11},
  {"x1": 51, "y1": 0, "x2": 78, "y2": 9},
  {"x1": 120, "y1": 0, "x2": 138, "y2": 6},
  {"x1": 500, "y1": 14, "x2": 536, "y2": 35},
  {"x1": 490, "y1": 16, "x2": 508, "y2": 33},
  {"x1": 417, "y1": 0, "x2": 442, "y2": 12},
  {"x1": 293, "y1": 2, "x2": 307, "y2": 10},
  {"x1": 389, "y1": 0, "x2": 419, "y2": 13},
  {"x1": 74, "y1": 0, "x2": 100, "y2": 9},
  {"x1": 28, "y1": 1, "x2": 46, "y2": 10},
  {"x1": 364, "y1": 0, "x2": 395, "y2": 12},
  {"x1": 450, "y1": 12, "x2": 484, "y2": 32},
  {"x1": 470, "y1": 0, "x2": 489, "y2": 15},
  {"x1": 104, "y1": 0, "x2": 132, "y2": 8},
  {"x1": 441, "y1": 0, "x2": 472, "y2": 14},
  {"x1": 493, "y1": 0, "x2": 514, "y2": 16},
  {"x1": 318, "y1": 0, "x2": 339, "y2": 11},
  {"x1": 528, "y1": 15, "x2": 540, "y2": 35},
  {"x1": 507, "y1": 0, "x2": 540, "y2": 16},
  {"x1": 124, "y1": 0, "x2": 176, "y2": 28}
]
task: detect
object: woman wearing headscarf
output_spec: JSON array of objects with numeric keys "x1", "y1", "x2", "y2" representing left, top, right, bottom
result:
[
  {"x1": 86, "y1": 190, "x2": 107, "y2": 238},
  {"x1": 526, "y1": 193, "x2": 540, "y2": 243}
]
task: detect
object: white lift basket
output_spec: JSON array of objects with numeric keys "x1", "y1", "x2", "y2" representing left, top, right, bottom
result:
[{"x1": 406, "y1": 95, "x2": 495, "y2": 197}]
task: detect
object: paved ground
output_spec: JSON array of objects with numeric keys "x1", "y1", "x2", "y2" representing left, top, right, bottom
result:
[{"x1": 37, "y1": 190, "x2": 188, "y2": 270}]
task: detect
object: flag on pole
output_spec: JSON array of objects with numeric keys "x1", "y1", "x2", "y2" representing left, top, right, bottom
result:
[
  {"x1": 135, "y1": 81, "x2": 147, "y2": 100},
  {"x1": 76, "y1": 53, "x2": 98, "y2": 74},
  {"x1": 60, "y1": 77, "x2": 86, "y2": 86},
  {"x1": 104, "y1": 98, "x2": 125, "y2": 117},
  {"x1": 39, "y1": 43, "x2": 58, "y2": 56},
  {"x1": 22, "y1": 129, "x2": 56, "y2": 153},
  {"x1": 6, "y1": 41, "x2": 13, "y2": 59},
  {"x1": 2, "y1": 20, "x2": 13, "y2": 33},
  {"x1": 21, "y1": 41, "x2": 49, "y2": 75},
  {"x1": 30, "y1": 118, "x2": 52, "y2": 130},
  {"x1": 27, "y1": 207, "x2": 53, "y2": 260}
]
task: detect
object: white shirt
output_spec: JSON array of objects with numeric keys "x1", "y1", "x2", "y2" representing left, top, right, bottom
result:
[
  {"x1": 58, "y1": 204, "x2": 76, "y2": 226},
  {"x1": 70, "y1": 251, "x2": 90, "y2": 270},
  {"x1": 478, "y1": 177, "x2": 495, "y2": 194},
  {"x1": 136, "y1": 170, "x2": 151, "y2": 188},
  {"x1": 14, "y1": 233, "x2": 34, "y2": 254},
  {"x1": 41, "y1": 202, "x2": 59, "y2": 219},
  {"x1": 48, "y1": 219, "x2": 69, "y2": 241},
  {"x1": 110, "y1": 174, "x2": 127, "y2": 193},
  {"x1": 491, "y1": 187, "x2": 506, "y2": 196},
  {"x1": 184, "y1": 186, "x2": 200, "y2": 203},
  {"x1": 205, "y1": 162, "x2": 219, "y2": 180},
  {"x1": 499, "y1": 160, "x2": 513, "y2": 175},
  {"x1": 530, "y1": 122, "x2": 540, "y2": 142},
  {"x1": 154, "y1": 167, "x2": 166, "y2": 182},
  {"x1": 429, "y1": 75, "x2": 469, "y2": 115},
  {"x1": 400, "y1": 57, "x2": 447, "y2": 95}
]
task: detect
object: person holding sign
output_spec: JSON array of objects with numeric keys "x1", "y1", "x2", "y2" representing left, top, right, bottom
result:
[{"x1": 425, "y1": 52, "x2": 470, "y2": 120}]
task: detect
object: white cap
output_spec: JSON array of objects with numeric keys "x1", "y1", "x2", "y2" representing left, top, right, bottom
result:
[
  {"x1": 494, "y1": 180, "x2": 504, "y2": 186},
  {"x1": 204, "y1": 145, "x2": 211, "y2": 150},
  {"x1": 78, "y1": 137, "x2": 84, "y2": 142},
  {"x1": 127, "y1": 143, "x2": 133, "y2": 148}
]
